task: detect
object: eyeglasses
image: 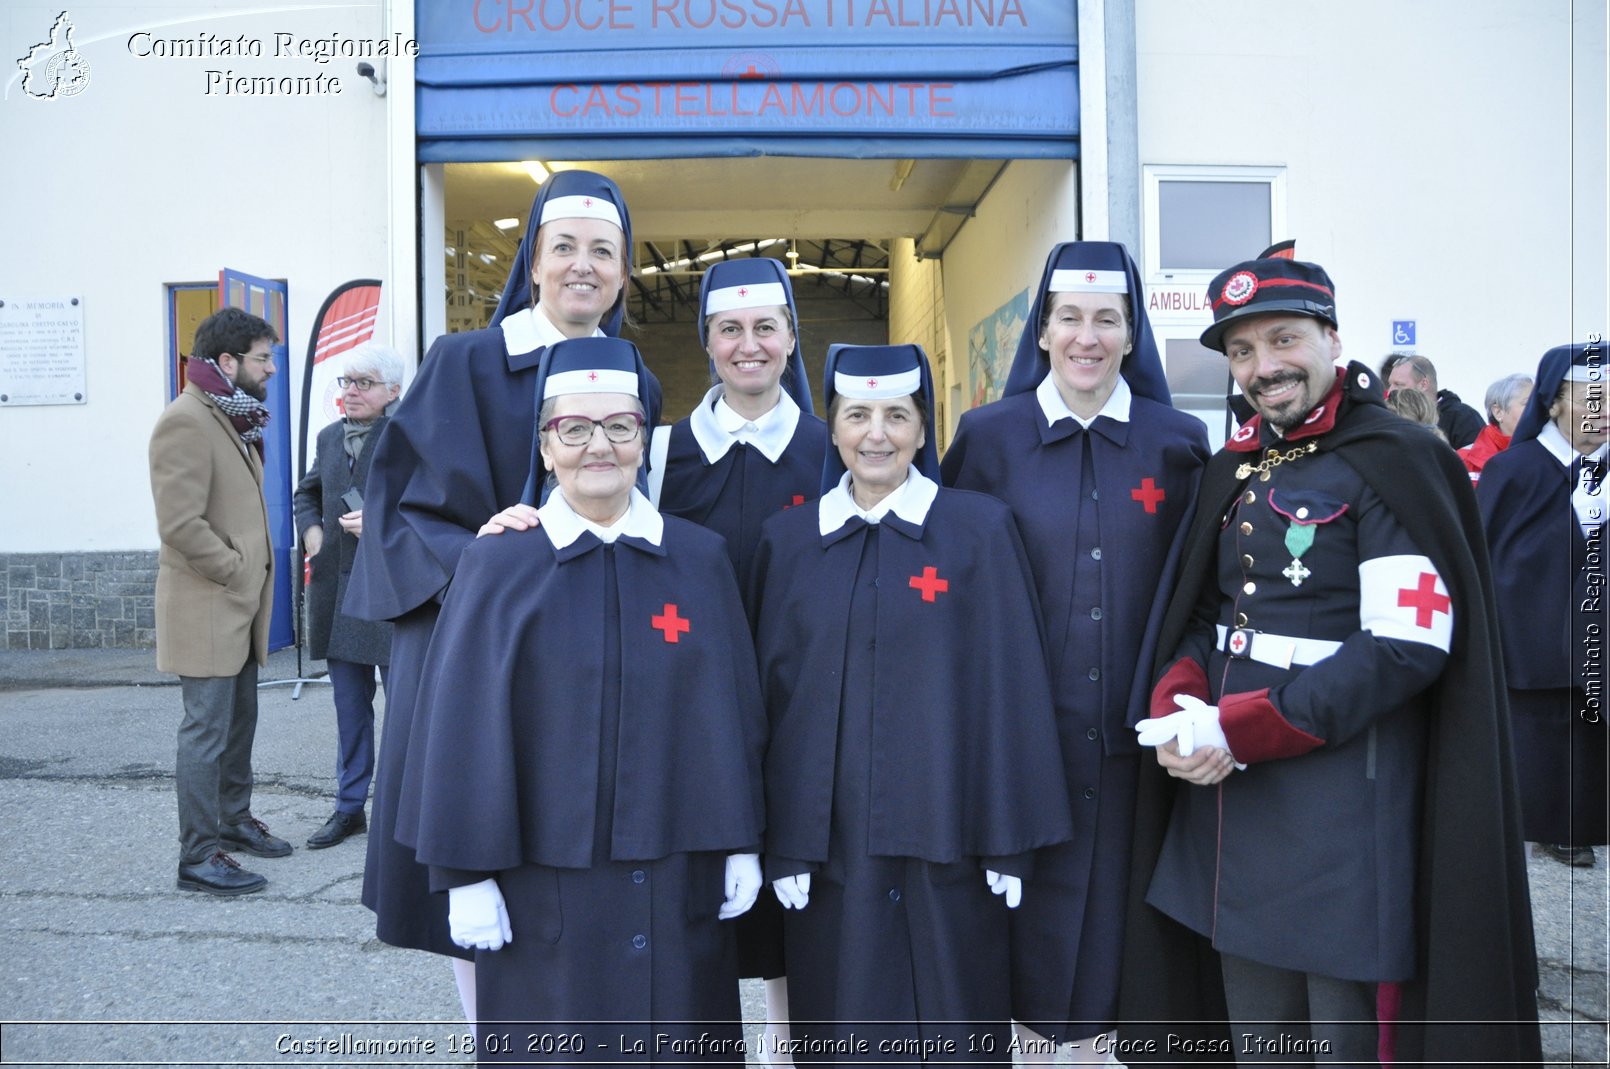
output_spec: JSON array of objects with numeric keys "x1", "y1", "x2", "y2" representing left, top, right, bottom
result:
[
  {"x1": 543, "y1": 412, "x2": 645, "y2": 446},
  {"x1": 236, "y1": 352, "x2": 275, "y2": 367},
  {"x1": 336, "y1": 376, "x2": 387, "y2": 390}
]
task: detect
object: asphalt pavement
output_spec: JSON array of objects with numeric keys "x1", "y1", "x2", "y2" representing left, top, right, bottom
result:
[{"x1": 0, "y1": 647, "x2": 1603, "y2": 1066}]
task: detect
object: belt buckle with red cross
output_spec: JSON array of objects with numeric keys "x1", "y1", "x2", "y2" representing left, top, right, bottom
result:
[{"x1": 1226, "y1": 628, "x2": 1253, "y2": 659}]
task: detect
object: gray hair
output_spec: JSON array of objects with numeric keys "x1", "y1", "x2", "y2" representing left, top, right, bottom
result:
[
  {"x1": 1483, "y1": 373, "x2": 1533, "y2": 424},
  {"x1": 1395, "y1": 354, "x2": 1439, "y2": 390},
  {"x1": 343, "y1": 343, "x2": 406, "y2": 387}
]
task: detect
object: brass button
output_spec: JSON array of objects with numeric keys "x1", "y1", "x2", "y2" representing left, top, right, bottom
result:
[
  {"x1": 1243, "y1": 490, "x2": 1256, "y2": 505},
  {"x1": 1243, "y1": 582, "x2": 1256, "y2": 596},
  {"x1": 1236, "y1": 612, "x2": 1249, "y2": 627},
  {"x1": 1241, "y1": 554, "x2": 1254, "y2": 568},
  {"x1": 1239, "y1": 521, "x2": 1254, "y2": 536}
]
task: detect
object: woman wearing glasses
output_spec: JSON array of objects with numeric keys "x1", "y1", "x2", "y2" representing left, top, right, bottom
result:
[
  {"x1": 397, "y1": 337, "x2": 764, "y2": 1063},
  {"x1": 345, "y1": 170, "x2": 659, "y2": 1023}
]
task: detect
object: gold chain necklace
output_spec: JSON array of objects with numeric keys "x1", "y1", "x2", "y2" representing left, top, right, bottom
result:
[{"x1": 1235, "y1": 440, "x2": 1318, "y2": 481}]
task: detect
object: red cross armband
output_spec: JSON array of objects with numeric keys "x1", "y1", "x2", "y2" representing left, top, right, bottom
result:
[{"x1": 1358, "y1": 555, "x2": 1454, "y2": 652}]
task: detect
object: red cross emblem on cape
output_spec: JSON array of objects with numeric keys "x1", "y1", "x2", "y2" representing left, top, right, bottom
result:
[
  {"x1": 1131, "y1": 477, "x2": 1166, "y2": 513},
  {"x1": 783, "y1": 494, "x2": 806, "y2": 510},
  {"x1": 909, "y1": 566, "x2": 949, "y2": 603},
  {"x1": 1398, "y1": 573, "x2": 1451, "y2": 629},
  {"x1": 652, "y1": 603, "x2": 690, "y2": 643}
]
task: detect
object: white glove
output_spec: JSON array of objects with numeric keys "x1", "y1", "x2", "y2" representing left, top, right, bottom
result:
[
  {"x1": 773, "y1": 872, "x2": 811, "y2": 910},
  {"x1": 985, "y1": 869, "x2": 1022, "y2": 909},
  {"x1": 448, "y1": 878, "x2": 512, "y2": 951},
  {"x1": 1573, "y1": 460, "x2": 1605, "y2": 533},
  {"x1": 1136, "y1": 695, "x2": 1243, "y2": 767},
  {"x1": 720, "y1": 853, "x2": 762, "y2": 919}
]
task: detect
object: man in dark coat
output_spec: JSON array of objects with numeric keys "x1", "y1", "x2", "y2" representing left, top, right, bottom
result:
[
  {"x1": 1387, "y1": 354, "x2": 1485, "y2": 448},
  {"x1": 292, "y1": 344, "x2": 402, "y2": 849},
  {"x1": 1123, "y1": 256, "x2": 1540, "y2": 1066}
]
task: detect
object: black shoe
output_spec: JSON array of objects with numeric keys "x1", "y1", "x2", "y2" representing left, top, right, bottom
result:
[
  {"x1": 306, "y1": 810, "x2": 366, "y2": 850},
  {"x1": 177, "y1": 850, "x2": 267, "y2": 896},
  {"x1": 221, "y1": 816, "x2": 293, "y2": 858},
  {"x1": 1543, "y1": 843, "x2": 1596, "y2": 867}
]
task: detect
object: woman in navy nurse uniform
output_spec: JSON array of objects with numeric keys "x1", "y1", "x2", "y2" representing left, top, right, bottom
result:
[
  {"x1": 344, "y1": 169, "x2": 655, "y2": 1022},
  {"x1": 1478, "y1": 341, "x2": 1608, "y2": 868},
  {"x1": 651, "y1": 256, "x2": 828, "y2": 1058},
  {"x1": 940, "y1": 242, "x2": 1208, "y2": 1062},
  {"x1": 398, "y1": 337, "x2": 764, "y2": 1064},
  {"x1": 752, "y1": 343, "x2": 1071, "y2": 1064}
]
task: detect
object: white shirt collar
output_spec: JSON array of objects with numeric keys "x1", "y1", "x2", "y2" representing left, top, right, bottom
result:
[
  {"x1": 1537, "y1": 421, "x2": 1585, "y2": 468},
  {"x1": 687, "y1": 385, "x2": 801, "y2": 463},
  {"x1": 817, "y1": 466, "x2": 938, "y2": 536},
  {"x1": 1035, "y1": 371, "x2": 1132, "y2": 428},
  {"x1": 538, "y1": 487, "x2": 663, "y2": 548},
  {"x1": 499, "y1": 305, "x2": 602, "y2": 357}
]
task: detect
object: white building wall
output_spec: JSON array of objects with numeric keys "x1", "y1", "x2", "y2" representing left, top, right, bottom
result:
[
  {"x1": 1, "y1": 1, "x2": 397, "y2": 553},
  {"x1": 1134, "y1": 0, "x2": 1607, "y2": 404},
  {"x1": 937, "y1": 159, "x2": 1080, "y2": 428}
]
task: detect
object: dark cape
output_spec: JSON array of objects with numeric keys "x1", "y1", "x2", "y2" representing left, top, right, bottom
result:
[
  {"x1": 752, "y1": 486, "x2": 1072, "y2": 870},
  {"x1": 397, "y1": 516, "x2": 765, "y2": 1064},
  {"x1": 395, "y1": 516, "x2": 765, "y2": 869},
  {"x1": 1119, "y1": 362, "x2": 1541, "y2": 1066},
  {"x1": 941, "y1": 388, "x2": 1208, "y2": 1037},
  {"x1": 1479, "y1": 437, "x2": 1608, "y2": 845}
]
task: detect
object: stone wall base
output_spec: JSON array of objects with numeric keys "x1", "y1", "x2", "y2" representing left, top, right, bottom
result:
[{"x1": 2, "y1": 552, "x2": 158, "y2": 651}]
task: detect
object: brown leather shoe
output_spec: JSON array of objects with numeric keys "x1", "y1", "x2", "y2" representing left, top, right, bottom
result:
[
  {"x1": 177, "y1": 850, "x2": 267, "y2": 896},
  {"x1": 221, "y1": 816, "x2": 293, "y2": 858}
]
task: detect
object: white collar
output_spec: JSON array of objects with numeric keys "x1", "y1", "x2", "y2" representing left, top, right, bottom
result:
[
  {"x1": 1537, "y1": 421, "x2": 1591, "y2": 468},
  {"x1": 1036, "y1": 371, "x2": 1132, "y2": 428},
  {"x1": 538, "y1": 487, "x2": 663, "y2": 548},
  {"x1": 499, "y1": 306, "x2": 602, "y2": 357},
  {"x1": 817, "y1": 466, "x2": 938, "y2": 536},
  {"x1": 687, "y1": 385, "x2": 801, "y2": 463}
]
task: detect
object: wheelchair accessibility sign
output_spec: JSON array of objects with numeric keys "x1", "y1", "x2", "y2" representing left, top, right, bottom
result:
[{"x1": 1392, "y1": 320, "x2": 1417, "y2": 347}]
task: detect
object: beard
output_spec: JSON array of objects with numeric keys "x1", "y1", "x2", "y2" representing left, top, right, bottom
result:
[
  {"x1": 1249, "y1": 370, "x2": 1315, "y2": 432},
  {"x1": 232, "y1": 373, "x2": 269, "y2": 402}
]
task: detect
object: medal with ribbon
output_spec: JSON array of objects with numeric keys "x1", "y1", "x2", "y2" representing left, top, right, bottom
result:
[{"x1": 1283, "y1": 524, "x2": 1314, "y2": 587}]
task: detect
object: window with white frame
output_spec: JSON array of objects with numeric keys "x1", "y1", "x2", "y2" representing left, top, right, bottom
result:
[{"x1": 1142, "y1": 165, "x2": 1287, "y2": 447}]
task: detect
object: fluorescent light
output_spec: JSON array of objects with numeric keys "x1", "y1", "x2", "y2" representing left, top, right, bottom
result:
[
  {"x1": 493, "y1": 217, "x2": 519, "y2": 230},
  {"x1": 523, "y1": 161, "x2": 550, "y2": 183}
]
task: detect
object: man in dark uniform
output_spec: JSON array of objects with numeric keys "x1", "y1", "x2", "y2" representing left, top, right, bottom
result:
[
  {"x1": 1121, "y1": 257, "x2": 1540, "y2": 1065},
  {"x1": 1387, "y1": 354, "x2": 1485, "y2": 448}
]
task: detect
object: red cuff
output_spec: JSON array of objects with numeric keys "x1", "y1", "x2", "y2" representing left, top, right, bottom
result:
[
  {"x1": 1219, "y1": 688, "x2": 1324, "y2": 763},
  {"x1": 1151, "y1": 656, "x2": 1210, "y2": 719}
]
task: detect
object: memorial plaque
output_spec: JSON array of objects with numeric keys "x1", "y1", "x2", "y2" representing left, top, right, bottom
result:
[{"x1": 0, "y1": 296, "x2": 87, "y2": 406}]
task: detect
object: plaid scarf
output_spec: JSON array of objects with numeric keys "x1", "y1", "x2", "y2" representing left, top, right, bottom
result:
[{"x1": 187, "y1": 357, "x2": 270, "y2": 455}]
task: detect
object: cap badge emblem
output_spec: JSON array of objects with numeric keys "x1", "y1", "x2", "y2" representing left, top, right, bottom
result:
[{"x1": 1222, "y1": 271, "x2": 1259, "y2": 306}]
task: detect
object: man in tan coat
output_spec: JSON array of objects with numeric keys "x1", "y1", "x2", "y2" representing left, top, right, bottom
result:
[{"x1": 150, "y1": 307, "x2": 290, "y2": 895}]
